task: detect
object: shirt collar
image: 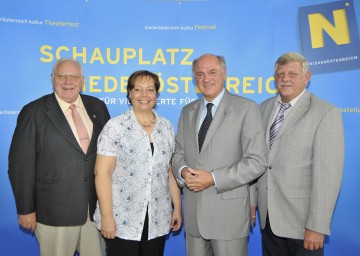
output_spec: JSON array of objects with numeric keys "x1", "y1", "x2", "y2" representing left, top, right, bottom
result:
[
  {"x1": 202, "y1": 88, "x2": 225, "y2": 109},
  {"x1": 275, "y1": 89, "x2": 306, "y2": 107},
  {"x1": 54, "y1": 92, "x2": 82, "y2": 112}
]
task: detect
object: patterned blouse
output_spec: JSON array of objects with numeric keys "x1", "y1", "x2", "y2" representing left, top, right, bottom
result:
[{"x1": 93, "y1": 108, "x2": 175, "y2": 241}]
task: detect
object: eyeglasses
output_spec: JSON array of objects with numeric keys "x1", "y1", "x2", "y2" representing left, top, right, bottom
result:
[{"x1": 52, "y1": 73, "x2": 82, "y2": 82}]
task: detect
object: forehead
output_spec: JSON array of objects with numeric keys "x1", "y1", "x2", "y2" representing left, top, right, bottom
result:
[
  {"x1": 134, "y1": 76, "x2": 155, "y2": 86},
  {"x1": 276, "y1": 61, "x2": 302, "y2": 72},
  {"x1": 195, "y1": 55, "x2": 221, "y2": 71},
  {"x1": 56, "y1": 61, "x2": 80, "y2": 72}
]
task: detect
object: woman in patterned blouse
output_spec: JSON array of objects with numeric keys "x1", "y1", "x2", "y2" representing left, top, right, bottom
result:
[{"x1": 94, "y1": 70, "x2": 182, "y2": 256}]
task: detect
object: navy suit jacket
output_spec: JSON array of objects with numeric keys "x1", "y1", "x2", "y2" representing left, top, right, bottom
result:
[{"x1": 9, "y1": 93, "x2": 110, "y2": 226}]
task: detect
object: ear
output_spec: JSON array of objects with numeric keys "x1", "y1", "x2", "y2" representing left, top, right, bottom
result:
[
  {"x1": 222, "y1": 68, "x2": 227, "y2": 81},
  {"x1": 304, "y1": 71, "x2": 311, "y2": 85}
]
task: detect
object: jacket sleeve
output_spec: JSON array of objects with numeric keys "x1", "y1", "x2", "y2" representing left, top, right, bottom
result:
[
  {"x1": 212, "y1": 103, "x2": 267, "y2": 193},
  {"x1": 8, "y1": 105, "x2": 37, "y2": 215},
  {"x1": 305, "y1": 107, "x2": 344, "y2": 235},
  {"x1": 171, "y1": 109, "x2": 186, "y2": 188}
]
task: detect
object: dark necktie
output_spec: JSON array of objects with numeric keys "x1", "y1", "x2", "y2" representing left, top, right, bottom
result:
[
  {"x1": 269, "y1": 103, "x2": 291, "y2": 148},
  {"x1": 198, "y1": 103, "x2": 213, "y2": 152}
]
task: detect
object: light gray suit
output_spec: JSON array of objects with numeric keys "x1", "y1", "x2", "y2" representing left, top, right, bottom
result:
[
  {"x1": 256, "y1": 90, "x2": 344, "y2": 239},
  {"x1": 172, "y1": 89, "x2": 267, "y2": 242}
]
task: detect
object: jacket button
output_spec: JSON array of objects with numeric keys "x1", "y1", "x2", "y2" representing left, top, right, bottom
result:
[
  {"x1": 84, "y1": 177, "x2": 88, "y2": 181},
  {"x1": 268, "y1": 166, "x2": 272, "y2": 170}
]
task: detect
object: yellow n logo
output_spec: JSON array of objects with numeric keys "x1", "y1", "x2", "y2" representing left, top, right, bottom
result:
[{"x1": 308, "y1": 9, "x2": 350, "y2": 48}]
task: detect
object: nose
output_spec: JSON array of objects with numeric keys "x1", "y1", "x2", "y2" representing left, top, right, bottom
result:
[
  {"x1": 141, "y1": 89, "x2": 147, "y2": 97},
  {"x1": 65, "y1": 74, "x2": 72, "y2": 83},
  {"x1": 282, "y1": 73, "x2": 290, "y2": 82},
  {"x1": 203, "y1": 73, "x2": 211, "y2": 82}
]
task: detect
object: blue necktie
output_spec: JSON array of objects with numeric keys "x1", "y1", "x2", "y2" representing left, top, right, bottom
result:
[
  {"x1": 269, "y1": 103, "x2": 291, "y2": 148},
  {"x1": 198, "y1": 103, "x2": 213, "y2": 152}
]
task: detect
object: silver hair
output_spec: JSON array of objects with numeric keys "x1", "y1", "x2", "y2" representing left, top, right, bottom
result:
[
  {"x1": 274, "y1": 52, "x2": 309, "y2": 74},
  {"x1": 51, "y1": 58, "x2": 84, "y2": 77}
]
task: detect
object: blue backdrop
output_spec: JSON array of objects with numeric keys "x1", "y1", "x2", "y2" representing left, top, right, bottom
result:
[{"x1": 1, "y1": 0, "x2": 359, "y2": 255}]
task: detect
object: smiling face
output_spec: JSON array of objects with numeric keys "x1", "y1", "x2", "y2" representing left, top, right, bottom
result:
[
  {"x1": 275, "y1": 61, "x2": 311, "y2": 103},
  {"x1": 193, "y1": 54, "x2": 226, "y2": 102},
  {"x1": 52, "y1": 60, "x2": 83, "y2": 103},
  {"x1": 129, "y1": 76, "x2": 157, "y2": 112}
]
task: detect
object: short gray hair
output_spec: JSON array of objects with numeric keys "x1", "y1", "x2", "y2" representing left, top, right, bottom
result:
[
  {"x1": 51, "y1": 58, "x2": 83, "y2": 77},
  {"x1": 274, "y1": 52, "x2": 309, "y2": 74}
]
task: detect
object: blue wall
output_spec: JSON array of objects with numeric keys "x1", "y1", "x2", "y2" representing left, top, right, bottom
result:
[{"x1": 1, "y1": 1, "x2": 359, "y2": 255}]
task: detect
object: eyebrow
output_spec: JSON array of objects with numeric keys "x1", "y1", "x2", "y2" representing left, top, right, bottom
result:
[{"x1": 196, "y1": 68, "x2": 217, "y2": 74}]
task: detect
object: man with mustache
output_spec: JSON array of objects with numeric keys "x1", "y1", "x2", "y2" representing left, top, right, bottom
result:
[{"x1": 252, "y1": 52, "x2": 344, "y2": 256}]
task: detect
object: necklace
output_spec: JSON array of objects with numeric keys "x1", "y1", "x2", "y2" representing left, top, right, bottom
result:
[{"x1": 138, "y1": 112, "x2": 156, "y2": 128}]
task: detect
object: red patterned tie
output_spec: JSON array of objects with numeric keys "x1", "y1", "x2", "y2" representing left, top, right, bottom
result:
[{"x1": 69, "y1": 104, "x2": 90, "y2": 153}]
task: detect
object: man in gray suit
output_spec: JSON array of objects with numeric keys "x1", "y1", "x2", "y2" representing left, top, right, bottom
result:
[
  {"x1": 8, "y1": 58, "x2": 110, "y2": 256},
  {"x1": 253, "y1": 52, "x2": 344, "y2": 256},
  {"x1": 172, "y1": 53, "x2": 267, "y2": 256}
]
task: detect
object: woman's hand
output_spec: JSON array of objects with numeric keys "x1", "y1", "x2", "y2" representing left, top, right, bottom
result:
[
  {"x1": 101, "y1": 215, "x2": 116, "y2": 239},
  {"x1": 170, "y1": 209, "x2": 182, "y2": 232}
]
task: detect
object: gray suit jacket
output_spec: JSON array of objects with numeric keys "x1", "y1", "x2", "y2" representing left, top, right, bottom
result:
[
  {"x1": 172, "y1": 90, "x2": 267, "y2": 240},
  {"x1": 256, "y1": 90, "x2": 344, "y2": 239},
  {"x1": 9, "y1": 93, "x2": 110, "y2": 226}
]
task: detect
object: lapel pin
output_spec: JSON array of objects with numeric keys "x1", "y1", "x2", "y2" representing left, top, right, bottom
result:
[{"x1": 93, "y1": 115, "x2": 97, "y2": 118}]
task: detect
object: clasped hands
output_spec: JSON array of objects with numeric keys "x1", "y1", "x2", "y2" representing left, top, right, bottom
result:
[{"x1": 182, "y1": 167, "x2": 215, "y2": 192}]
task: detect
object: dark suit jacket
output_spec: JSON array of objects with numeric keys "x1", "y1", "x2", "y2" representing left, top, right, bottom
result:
[{"x1": 9, "y1": 93, "x2": 110, "y2": 226}]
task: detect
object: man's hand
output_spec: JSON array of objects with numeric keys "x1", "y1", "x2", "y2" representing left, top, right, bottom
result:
[
  {"x1": 18, "y1": 212, "x2": 37, "y2": 232},
  {"x1": 304, "y1": 229, "x2": 324, "y2": 251},
  {"x1": 183, "y1": 167, "x2": 215, "y2": 192},
  {"x1": 181, "y1": 167, "x2": 192, "y2": 180}
]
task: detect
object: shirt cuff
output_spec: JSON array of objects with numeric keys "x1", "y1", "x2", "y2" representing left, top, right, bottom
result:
[
  {"x1": 177, "y1": 165, "x2": 187, "y2": 186},
  {"x1": 211, "y1": 171, "x2": 217, "y2": 189}
]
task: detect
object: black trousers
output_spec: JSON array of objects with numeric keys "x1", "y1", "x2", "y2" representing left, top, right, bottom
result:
[
  {"x1": 262, "y1": 214, "x2": 324, "y2": 256},
  {"x1": 106, "y1": 211, "x2": 165, "y2": 256}
]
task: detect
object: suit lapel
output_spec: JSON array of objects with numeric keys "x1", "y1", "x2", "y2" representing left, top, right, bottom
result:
[
  {"x1": 188, "y1": 100, "x2": 202, "y2": 154},
  {"x1": 200, "y1": 90, "x2": 230, "y2": 154},
  {"x1": 275, "y1": 91, "x2": 311, "y2": 141},
  {"x1": 45, "y1": 94, "x2": 83, "y2": 153},
  {"x1": 263, "y1": 98, "x2": 277, "y2": 149},
  {"x1": 82, "y1": 95, "x2": 101, "y2": 154}
]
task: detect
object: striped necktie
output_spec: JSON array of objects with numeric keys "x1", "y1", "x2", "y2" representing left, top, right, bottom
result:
[{"x1": 269, "y1": 103, "x2": 291, "y2": 148}]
